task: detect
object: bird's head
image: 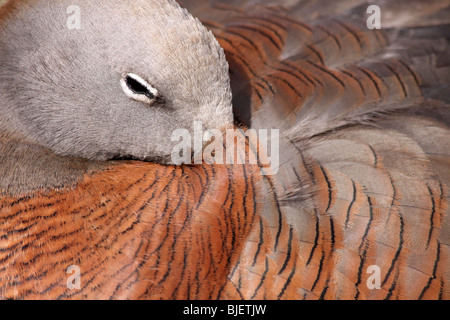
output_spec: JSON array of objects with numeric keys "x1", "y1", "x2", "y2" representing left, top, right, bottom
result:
[{"x1": 0, "y1": 0, "x2": 233, "y2": 163}]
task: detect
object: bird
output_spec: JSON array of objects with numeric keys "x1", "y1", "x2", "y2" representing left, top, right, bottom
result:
[{"x1": 0, "y1": 0, "x2": 448, "y2": 300}]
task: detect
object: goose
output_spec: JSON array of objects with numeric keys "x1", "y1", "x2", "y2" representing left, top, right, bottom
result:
[{"x1": 0, "y1": 0, "x2": 449, "y2": 299}]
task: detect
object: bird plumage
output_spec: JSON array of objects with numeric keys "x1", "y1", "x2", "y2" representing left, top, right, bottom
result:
[{"x1": 0, "y1": 0, "x2": 449, "y2": 299}]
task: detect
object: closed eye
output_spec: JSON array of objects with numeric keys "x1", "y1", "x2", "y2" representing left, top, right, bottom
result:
[{"x1": 120, "y1": 73, "x2": 160, "y2": 105}]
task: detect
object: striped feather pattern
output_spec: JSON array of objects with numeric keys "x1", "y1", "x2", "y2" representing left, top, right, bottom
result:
[
  {"x1": 0, "y1": 147, "x2": 264, "y2": 299},
  {"x1": 180, "y1": 0, "x2": 450, "y2": 300}
]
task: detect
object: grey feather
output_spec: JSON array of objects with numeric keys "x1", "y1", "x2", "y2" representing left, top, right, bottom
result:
[{"x1": 0, "y1": 0, "x2": 233, "y2": 193}]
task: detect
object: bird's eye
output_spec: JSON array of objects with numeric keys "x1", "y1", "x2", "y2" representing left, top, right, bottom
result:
[{"x1": 120, "y1": 73, "x2": 159, "y2": 104}]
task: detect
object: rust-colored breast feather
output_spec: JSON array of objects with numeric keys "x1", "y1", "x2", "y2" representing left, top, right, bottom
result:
[{"x1": 0, "y1": 157, "x2": 264, "y2": 299}]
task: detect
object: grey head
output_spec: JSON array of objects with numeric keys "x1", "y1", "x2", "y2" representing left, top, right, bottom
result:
[{"x1": 0, "y1": 0, "x2": 233, "y2": 164}]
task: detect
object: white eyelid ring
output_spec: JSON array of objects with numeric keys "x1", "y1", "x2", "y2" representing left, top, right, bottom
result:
[{"x1": 120, "y1": 73, "x2": 160, "y2": 105}]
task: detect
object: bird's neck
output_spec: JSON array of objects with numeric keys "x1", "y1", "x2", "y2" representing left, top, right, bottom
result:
[{"x1": 0, "y1": 131, "x2": 107, "y2": 195}]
